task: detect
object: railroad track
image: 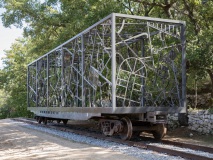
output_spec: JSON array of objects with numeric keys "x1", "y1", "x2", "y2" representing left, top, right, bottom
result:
[{"x1": 12, "y1": 118, "x2": 213, "y2": 160}]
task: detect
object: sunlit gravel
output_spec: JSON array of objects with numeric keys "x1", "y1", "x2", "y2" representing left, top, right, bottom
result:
[{"x1": 16, "y1": 121, "x2": 188, "y2": 160}]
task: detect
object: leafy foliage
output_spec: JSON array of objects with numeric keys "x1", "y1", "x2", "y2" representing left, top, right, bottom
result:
[
  {"x1": 120, "y1": 0, "x2": 213, "y2": 99},
  {"x1": 0, "y1": 38, "x2": 35, "y2": 118}
]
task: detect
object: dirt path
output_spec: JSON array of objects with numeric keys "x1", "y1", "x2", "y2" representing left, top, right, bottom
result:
[
  {"x1": 165, "y1": 127, "x2": 213, "y2": 148},
  {"x1": 0, "y1": 119, "x2": 138, "y2": 160}
]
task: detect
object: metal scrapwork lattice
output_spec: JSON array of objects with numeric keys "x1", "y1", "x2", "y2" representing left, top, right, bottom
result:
[{"x1": 27, "y1": 13, "x2": 186, "y2": 110}]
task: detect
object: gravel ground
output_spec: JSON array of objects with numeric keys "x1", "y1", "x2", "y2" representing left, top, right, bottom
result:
[
  {"x1": 10, "y1": 119, "x2": 186, "y2": 160},
  {"x1": 0, "y1": 119, "x2": 137, "y2": 160},
  {"x1": 3, "y1": 118, "x2": 211, "y2": 160}
]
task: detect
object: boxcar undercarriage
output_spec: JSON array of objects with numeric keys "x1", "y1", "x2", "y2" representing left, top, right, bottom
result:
[
  {"x1": 34, "y1": 112, "x2": 167, "y2": 140},
  {"x1": 27, "y1": 13, "x2": 187, "y2": 140}
]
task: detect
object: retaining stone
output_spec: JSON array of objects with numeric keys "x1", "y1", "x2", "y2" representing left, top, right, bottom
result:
[{"x1": 168, "y1": 110, "x2": 213, "y2": 135}]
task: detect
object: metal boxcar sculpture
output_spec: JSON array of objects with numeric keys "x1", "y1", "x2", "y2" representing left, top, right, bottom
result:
[{"x1": 27, "y1": 13, "x2": 186, "y2": 140}]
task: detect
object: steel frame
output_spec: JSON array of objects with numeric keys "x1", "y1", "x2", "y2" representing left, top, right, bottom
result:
[{"x1": 27, "y1": 13, "x2": 186, "y2": 119}]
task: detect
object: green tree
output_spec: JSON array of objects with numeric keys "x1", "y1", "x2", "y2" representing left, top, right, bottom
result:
[
  {"x1": 0, "y1": 38, "x2": 35, "y2": 118},
  {"x1": 1, "y1": 0, "x2": 123, "y2": 55},
  {"x1": 0, "y1": 89, "x2": 9, "y2": 119}
]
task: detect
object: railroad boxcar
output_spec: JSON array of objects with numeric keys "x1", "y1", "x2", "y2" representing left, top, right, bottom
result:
[{"x1": 27, "y1": 13, "x2": 187, "y2": 140}]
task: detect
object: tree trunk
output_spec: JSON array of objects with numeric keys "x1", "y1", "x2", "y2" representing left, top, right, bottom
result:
[{"x1": 206, "y1": 69, "x2": 213, "y2": 98}]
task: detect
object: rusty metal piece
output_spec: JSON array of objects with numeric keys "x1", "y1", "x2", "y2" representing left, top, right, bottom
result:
[
  {"x1": 119, "y1": 117, "x2": 133, "y2": 140},
  {"x1": 146, "y1": 145, "x2": 213, "y2": 160},
  {"x1": 162, "y1": 139, "x2": 213, "y2": 154}
]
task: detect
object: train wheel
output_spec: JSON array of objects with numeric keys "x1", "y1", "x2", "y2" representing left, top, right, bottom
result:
[
  {"x1": 62, "y1": 119, "x2": 68, "y2": 125},
  {"x1": 57, "y1": 119, "x2": 61, "y2": 124},
  {"x1": 35, "y1": 116, "x2": 39, "y2": 122},
  {"x1": 152, "y1": 124, "x2": 167, "y2": 140},
  {"x1": 38, "y1": 117, "x2": 42, "y2": 124},
  {"x1": 48, "y1": 120, "x2": 53, "y2": 123},
  {"x1": 43, "y1": 117, "x2": 48, "y2": 125},
  {"x1": 119, "y1": 117, "x2": 133, "y2": 140}
]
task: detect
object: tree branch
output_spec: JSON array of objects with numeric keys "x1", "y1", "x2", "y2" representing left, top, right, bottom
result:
[{"x1": 182, "y1": 0, "x2": 200, "y2": 35}]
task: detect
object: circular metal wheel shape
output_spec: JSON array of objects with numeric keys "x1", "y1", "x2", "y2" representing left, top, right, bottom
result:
[
  {"x1": 119, "y1": 117, "x2": 133, "y2": 140},
  {"x1": 152, "y1": 124, "x2": 167, "y2": 140}
]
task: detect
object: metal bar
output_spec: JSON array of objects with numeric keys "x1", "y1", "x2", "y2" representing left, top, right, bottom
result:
[
  {"x1": 27, "y1": 14, "x2": 113, "y2": 66},
  {"x1": 81, "y1": 35, "x2": 85, "y2": 107},
  {"x1": 111, "y1": 13, "x2": 116, "y2": 110},
  {"x1": 147, "y1": 145, "x2": 213, "y2": 160},
  {"x1": 27, "y1": 66, "x2": 29, "y2": 107},
  {"x1": 36, "y1": 61, "x2": 38, "y2": 107},
  {"x1": 28, "y1": 86, "x2": 36, "y2": 94},
  {"x1": 141, "y1": 38, "x2": 145, "y2": 107},
  {"x1": 171, "y1": 60, "x2": 181, "y2": 106},
  {"x1": 77, "y1": 45, "x2": 79, "y2": 107},
  {"x1": 149, "y1": 24, "x2": 181, "y2": 38},
  {"x1": 162, "y1": 140, "x2": 213, "y2": 154},
  {"x1": 27, "y1": 106, "x2": 184, "y2": 114},
  {"x1": 181, "y1": 23, "x2": 187, "y2": 112},
  {"x1": 90, "y1": 66, "x2": 112, "y2": 85},
  {"x1": 114, "y1": 13, "x2": 185, "y2": 24},
  {"x1": 46, "y1": 54, "x2": 49, "y2": 107},
  {"x1": 116, "y1": 32, "x2": 148, "y2": 45},
  {"x1": 61, "y1": 47, "x2": 65, "y2": 107}
]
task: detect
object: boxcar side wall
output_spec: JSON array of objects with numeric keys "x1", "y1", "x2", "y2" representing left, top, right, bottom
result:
[{"x1": 27, "y1": 13, "x2": 186, "y2": 120}]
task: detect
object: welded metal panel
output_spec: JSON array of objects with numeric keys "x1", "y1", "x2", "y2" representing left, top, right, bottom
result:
[
  {"x1": 114, "y1": 16, "x2": 185, "y2": 108},
  {"x1": 27, "y1": 13, "x2": 186, "y2": 117}
]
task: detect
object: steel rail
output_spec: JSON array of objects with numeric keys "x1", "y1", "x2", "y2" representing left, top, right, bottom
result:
[
  {"x1": 135, "y1": 136, "x2": 213, "y2": 154},
  {"x1": 11, "y1": 118, "x2": 213, "y2": 160},
  {"x1": 146, "y1": 145, "x2": 213, "y2": 160},
  {"x1": 162, "y1": 139, "x2": 213, "y2": 154}
]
